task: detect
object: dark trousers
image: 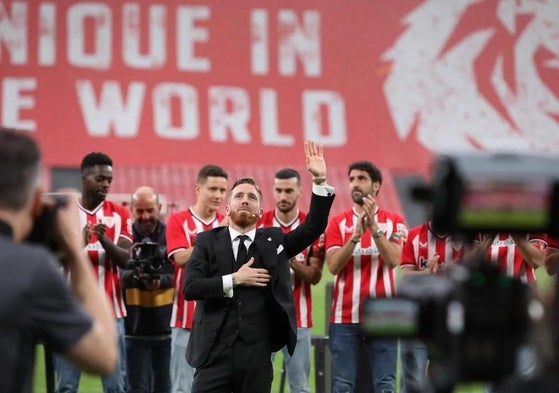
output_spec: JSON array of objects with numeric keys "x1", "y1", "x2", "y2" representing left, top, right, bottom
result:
[
  {"x1": 126, "y1": 336, "x2": 171, "y2": 393},
  {"x1": 191, "y1": 338, "x2": 273, "y2": 393}
]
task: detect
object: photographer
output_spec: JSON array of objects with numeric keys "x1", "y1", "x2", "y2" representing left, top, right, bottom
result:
[
  {"x1": 121, "y1": 186, "x2": 174, "y2": 393},
  {"x1": 0, "y1": 128, "x2": 117, "y2": 392}
]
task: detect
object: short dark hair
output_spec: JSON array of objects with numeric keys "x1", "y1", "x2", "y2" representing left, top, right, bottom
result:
[
  {"x1": 348, "y1": 160, "x2": 383, "y2": 184},
  {"x1": 197, "y1": 164, "x2": 228, "y2": 183},
  {"x1": 0, "y1": 128, "x2": 42, "y2": 209},
  {"x1": 80, "y1": 152, "x2": 113, "y2": 172},
  {"x1": 229, "y1": 177, "x2": 263, "y2": 203},
  {"x1": 275, "y1": 168, "x2": 301, "y2": 185}
]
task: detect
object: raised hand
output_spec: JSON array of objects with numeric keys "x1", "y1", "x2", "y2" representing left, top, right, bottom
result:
[{"x1": 304, "y1": 140, "x2": 326, "y2": 178}]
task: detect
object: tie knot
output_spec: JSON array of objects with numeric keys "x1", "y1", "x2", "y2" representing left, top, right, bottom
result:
[
  {"x1": 237, "y1": 235, "x2": 249, "y2": 243},
  {"x1": 235, "y1": 235, "x2": 250, "y2": 266}
]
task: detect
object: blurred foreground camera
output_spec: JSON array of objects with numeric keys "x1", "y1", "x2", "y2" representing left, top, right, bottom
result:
[
  {"x1": 363, "y1": 152, "x2": 559, "y2": 392},
  {"x1": 128, "y1": 238, "x2": 167, "y2": 280},
  {"x1": 416, "y1": 153, "x2": 559, "y2": 237},
  {"x1": 363, "y1": 259, "x2": 536, "y2": 390},
  {"x1": 26, "y1": 194, "x2": 68, "y2": 253}
]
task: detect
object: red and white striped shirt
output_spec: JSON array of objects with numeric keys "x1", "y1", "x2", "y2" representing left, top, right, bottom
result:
[
  {"x1": 401, "y1": 222, "x2": 463, "y2": 270},
  {"x1": 166, "y1": 208, "x2": 224, "y2": 329},
  {"x1": 78, "y1": 199, "x2": 133, "y2": 319},
  {"x1": 325, "y1": 208, "x2": 408, "y2": 324},
  {"x1": 257, "y1": 210, "x2": 321, "y2": 328},
  {"x1": 476, "y1": 233, "x2": 547, "y2": 284}
]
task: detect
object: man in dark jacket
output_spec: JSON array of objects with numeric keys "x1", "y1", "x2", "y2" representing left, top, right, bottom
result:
[
  {"x1": 183, "y1": 141, "x2": 335, "y2": 393},
  {"x1": 122, "y1": 186, "x2": 174, "y2": 393},
  {"x1": 0, "y1": 128, "x2": 117, "y2": 393}
]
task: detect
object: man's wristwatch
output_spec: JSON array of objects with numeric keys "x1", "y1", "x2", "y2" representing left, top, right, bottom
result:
[{"x1": 372, "y1": 229, "x2": 384, "y2": 239}]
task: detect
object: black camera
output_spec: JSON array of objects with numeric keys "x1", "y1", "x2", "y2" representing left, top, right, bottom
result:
[
  {"x1": 363, "y1": 258, "x2": 534, "y2": 389},
  {"x1": 424, "y1": 152, "x2": 559, "y2": 238},
  {"x1": 362, "y1": 152, "x2": 559, "y2": 391},
  {"x1": 26, "y1": 194, "x2": 68, "y2": 253},
  {"x1": 128, "y1": 238, "x2": 167, "y2": 280}
]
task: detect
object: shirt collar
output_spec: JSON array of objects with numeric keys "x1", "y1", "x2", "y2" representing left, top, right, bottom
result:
[{"x1": 228, "y1": 227, "x2": 256, "y2": 243}]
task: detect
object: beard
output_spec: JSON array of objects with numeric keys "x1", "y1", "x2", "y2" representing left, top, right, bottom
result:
[
  {"x1": 276, "y1": 201, "x2": 295, "y2": 214},
  {"x1": 230, "y1": 210, "x2": 258, "y2": 228},
  {"x1": 351, "y1": 190, "x2": 365, "y2": 205},
  {"x1": 134, "y1": 220, "x2": 158, "y2": 237}
]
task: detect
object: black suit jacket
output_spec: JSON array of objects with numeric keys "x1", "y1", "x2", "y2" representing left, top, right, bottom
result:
[{"x1": 183, "y1": 191, "x2": 334, "y2": 368}]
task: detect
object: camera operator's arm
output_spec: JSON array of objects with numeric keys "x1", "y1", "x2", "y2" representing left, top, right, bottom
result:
[
  {"x1": 55, "y1": 194, "x2": 117, "y2": 375},
  {"x1": 363, "y1": 195, "x2": 403, "y2": 268},
  {"x1": 327, "y1": 213, "x2": 367, "y2": 275},
  {"x1": 91, "y1": 223, "x2": 132, "y2": 269},
  {"x1": 142, "y1": 271, "x2": 174, "y2": 291},
  {"x1": 120, "y1": 270, "x2": 137, "y2": 287},
  {"x1": 156, "y1": 258, "x2": 175, "y2": 289},
  {"x1": 512, "y1": 234, "x2": 545, "y2": 269}
]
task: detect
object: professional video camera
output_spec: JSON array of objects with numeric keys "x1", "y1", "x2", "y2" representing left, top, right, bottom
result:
[
  {"x1": 362, "y1": 152, "x2": 559, "y2": 392},
  {"x1": 26, "y1": 193, "x2": 69, "y2": 254},
  {"x1": 128, "y1": 238, "x2": 167, "y2": 280}
]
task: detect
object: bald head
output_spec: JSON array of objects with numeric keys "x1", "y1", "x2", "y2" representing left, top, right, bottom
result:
[
  {"x1": 131, "y1": 186, "x2": 159, "y2": 205},
  {"x1": 130, "y1": 186, "x2": 161, "y2": 237}
]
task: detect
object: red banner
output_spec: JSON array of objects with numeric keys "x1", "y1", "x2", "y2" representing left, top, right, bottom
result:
[{"x1": 1, "y1": 0, "x2": 557, "y2": 175}]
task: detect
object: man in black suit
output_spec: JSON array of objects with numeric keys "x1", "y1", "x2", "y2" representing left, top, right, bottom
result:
[{"x1": 183, "y1": 140, "x2": 335, "y2": 393}]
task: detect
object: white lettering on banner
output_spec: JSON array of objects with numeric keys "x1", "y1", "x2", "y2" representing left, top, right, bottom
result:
[
  {"x1": 209, "y1": 87, "x2": 251, "y2": 143},
  {"x1": 303, "y1": 90, "x2": 346, "y2": 146},
  {"x1": 74, "y1": 81, "x2": 347, "y2": 145},
  {"x1": 260, "y1": 88, "x2": 294, "y2": 146},
  {"x1": 0, "y1": 2, "x2": 28, "y2": 64},
  {"x1": 153, "y1": 83, "x2": 199, "y2": 140},
  {"x1": 76, "y1": 80, "x2": 145, "y2": 137},
  {"x1": 122, "y1": 3, "x2": 166, "y2": 69},
  {"x1": 278, "y1": 9, "x2": 321, "y2": 77},
  {"x1": 251, "y1": 9, "x2": 268, "y2": 75},
  {"x1": 251, "y1": 9, "x2": 322, "y2": 77},
  {"x1": 67, "y1": 3, "x2": 112, "y2": 69},
  {"x1": 0, "y1": 2, "x2": 348, "y2": 147},
  {"x1": 1, "y1": 3, "x2": 323, "y2": 77},
  {"x1": 1, "y1": 77, "x2": 37, "y2": 130},
  {"x1": 176, "y1": 6, "x2": 211, "y2": 72},
  {"x1": 38, "y1": 3, "x2": 56, "y2": 65}
]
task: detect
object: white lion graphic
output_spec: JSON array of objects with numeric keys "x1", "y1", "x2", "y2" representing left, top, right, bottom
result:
[{"x1": 382, "y1": 0, "x2": 559, "y2": 152}]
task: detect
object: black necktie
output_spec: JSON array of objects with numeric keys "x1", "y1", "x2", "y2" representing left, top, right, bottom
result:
[{"x1": 236, "y1": 235, "x2": 249, "y2": 267}]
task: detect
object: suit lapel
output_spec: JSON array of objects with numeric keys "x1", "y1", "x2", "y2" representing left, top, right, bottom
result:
[
  {"x1": 254, "y1": 229, "x2": 277, "y2": 275},
  {"x1": 215, "y1": 229, "x2": 235, "y2": 273}
]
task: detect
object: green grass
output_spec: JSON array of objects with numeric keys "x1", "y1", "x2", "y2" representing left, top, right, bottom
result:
[
  {"x1": 33, "y1": 345, "x2": 102, "y2": 392},
  {"x1": 33, "y1": 267, "x2": 554, "y2": 393}
]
